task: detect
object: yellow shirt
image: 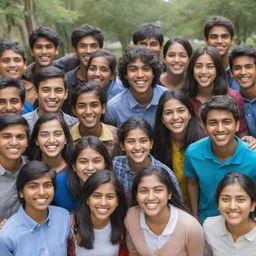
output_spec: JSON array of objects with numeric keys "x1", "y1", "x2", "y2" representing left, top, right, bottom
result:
[{"x1": 172, "y1": 143, "x2": 189, "y2": 204}]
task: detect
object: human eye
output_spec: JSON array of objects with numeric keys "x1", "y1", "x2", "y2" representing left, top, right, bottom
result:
[
  {"x1": 207, "y1": 64, "x2": 215, "y2": 69},
  {"x1": 194, "y1": 63, "x2": 202, "y2": 69},
  {"x1": 180, "y1": 53, "x2": 188, "y2": 58},
  {"x1": 16, "y1": 134, "x2": 26, "y2": 140},
  {"x1": 223, "y1": 119, "x2": 232, "y2": 125},
  {"x1": 128, "y1": 66, "x2": 137, "y2": 72},
  {"x1": 107, "y1": 194, "x2": 116, "y2": 200},
  {"x1": 178, "y1": 108, "x2": 186, "y2": 113},
  {"x1": 92, "y1": 193, "x2": 101, "y2": 199},
  {"x1": 209, "y1": 34, "x2": 217, "y2": 39},
  {"x1": 91, "y1": 102, "x2": 100, "y2": 108},
  {"x1": 10, "y1": 98, "x2": 20, "y2": 104},
  {"x1": 55, "y1": 88, "x2": 64, "y2": 94},
  {"x1": 143, "y1": 65, "x2": 152, "y2": 72},
  {"x1": 233, "y1": 65, "x2": 241, "y2": 71},
  {"x1": 100, "y1": 66, "x2": 110, "y2": 73},
  {"x1": 44, "y1": 182, "x2": 53, "y2": 188},
  {"x1": 93, "y1": 158, "x2": 102, "y2": 164},
  {"x1": 91, "y1": 44, "x2": 98, "y2": 49},
  {"x1": 167, "y1": 53, "x2": 175, "y2": 58},
  {"x1": 40, "y1": 131, "x2": 49, "y2": 138},
  {"x1": 150, "y1": 42, "x2": 159, "y2": 47},
  {"x1": 41, "y1": 87, "x2": 50, "y2": 93},
  {"x1": 27, "y1": 183, "x2": 37, "y2": 189},
  {"x1": 245, "y1": 64, "x2": 254, "y2": 69},
  {"x1": 163, "y1": 110, "x2": 172, "y2": 116},
  {"x1": 207, "y1": 120, "x2": 216, "y2": 126},
  {"x1": 77, "y1": 103, "x2": 85, "y2": 109},
  {"x1": 2, "y1": 133, "x2": 11, "y2": 139},
  {"x1": 141, "y1": 138, "x2": 149, "y2": 143},
  {"x1": 125, "y1": 139, "x2": 135, "y2": 145},
  {"x1": 237, "y1": 198, "x2": 246, "y2": 203},
  {"x1": 46, "y1": 44, "x2": 54, "y2": 49},
  {"x1": 154, "y1": 187, "x2": 164, "y2": 193},
  {"x1": 221, "y1": 196, "x2": 229, "y2": 202},
  {"x1": 1, "y1": 58, "x2": 10, "y2": 63},
  {"x1": 222, "y1": 34, "x2": 230, "y2": 39},
  {"x1": 54, "y1": 131, "x2": 63, "y2": 137},
  {"x1": 15, "y1": 57, "x2": 23, "y2": 63},
  {"x1": 88, "y1": 65, "x2": 97, "y2": 72},
  {"x1": 138, "y1": 188, "x2": 147, "y2": 194},
  {"x1": 0, "y1": 99, "x2": 6, "y2": 105}
]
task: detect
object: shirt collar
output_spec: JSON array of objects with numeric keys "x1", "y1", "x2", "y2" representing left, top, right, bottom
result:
[
  {"x1": 0, "y1": 156, "x2": 27, "y2": 176},
  {"x1": 18, "y1": 205, "x2": 51, "y2": 231},
  {"x1": 140, "y1": 204, "x2": 178, "y2": 236}
]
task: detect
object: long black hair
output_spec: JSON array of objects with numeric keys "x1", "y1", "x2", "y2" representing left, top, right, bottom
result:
[
  {"x1": 67, "y1": 136, "x2": 112, "y2": 199},
  {"x1": 183, "y1": 46, "x2": 229, "y2": 98},
  {"x1": 74, "y1": 170, "x2": 127, "y2": 249},
  {"x1": 131, "y1": 166, "x2": 189, "y2": 213},
  {"x1": 152, "y1": 89, "x2": 203, "y2": 169}
]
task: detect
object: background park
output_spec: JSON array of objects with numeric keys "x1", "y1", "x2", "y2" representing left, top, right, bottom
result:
[{"x1": 0, "y1": 0, "x2": 255, "y2": 62}]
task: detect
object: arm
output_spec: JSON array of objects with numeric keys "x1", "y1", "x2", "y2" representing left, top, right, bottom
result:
[
  {"x1": 0, "y1": 237, "x2": 13, "y2": 256},
  {"x1": 187, "y1": 177, "x2": 199, "y2": 219},
  {"x1": 241, "y1": 135, "x2": 256, "y2": 150}
]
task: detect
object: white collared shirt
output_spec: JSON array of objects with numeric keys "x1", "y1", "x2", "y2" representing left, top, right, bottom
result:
[
  {"x1": 140, "y1": 204, "x2": 178, "y2": 252},
  {"x1": 203, "y1": 215, "x2": 256, "y2": 256}
]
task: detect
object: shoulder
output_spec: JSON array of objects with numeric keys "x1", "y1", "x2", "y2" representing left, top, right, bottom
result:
[
  {"x1": 227, "y1": 88, "x2": 243, "y2": 100},
  {"x1": 49, "y1": 205, "x2": 70, "y2": 219},
  {"x1": 203, "y1": 215, "x2": 224, "y2": 237},
  {"x1": 125, "y1": 206, "x2": 140, "y2": 226},
  {"x1": 154, "y1": 84, "x2": 168, "y2": 92},
  {"x1": 185, "y1": 137, "x2": 209, "y2": 154},
  {"x1": 178, "y1": 209, "x2": 202, "y2": 228},
  {"x1": 107, "y1": 89, "x2": 129, "y2": 106}
]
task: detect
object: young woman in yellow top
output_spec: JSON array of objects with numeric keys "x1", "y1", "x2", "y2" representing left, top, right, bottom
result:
[{"x1": 152, "y1": 89, "x2": 203, "y2": 204}]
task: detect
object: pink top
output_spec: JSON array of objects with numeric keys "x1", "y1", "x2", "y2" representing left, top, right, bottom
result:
[{"x1": 192, "y1": 88, "x2": 248, "y2": 136}]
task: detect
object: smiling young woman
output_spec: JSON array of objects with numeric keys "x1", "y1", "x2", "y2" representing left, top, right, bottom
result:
[
  {"x1": 203, "y1": 172, "x2": 256, "y2": 256},
  {"x1": 125, "y1": 166, "x2": 204, "y2": 256},
  {"x1": 68, "y1": 170, "x2": 128, "y2": 256}
]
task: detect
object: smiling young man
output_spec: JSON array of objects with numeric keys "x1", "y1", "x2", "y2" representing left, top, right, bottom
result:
[
  {"x1": 184, "y1": 95, "x2": 256, "y2": 223},
  {"x1": 230, "y1": 44, "x2": 256, "y2": 138},
  {"x1": 23, "y1": 66, "x2": 77, "y2": 133},
  {"x1": 0, "y1": 114, "x2": 29, "y2": 220},
  {"x1": 104, "y1": 46, "x2": 167, "y2": 128},
  {"x1": 204, "y1": 16, "x2": 240, "y2": 91},
  {"x1": 25, "y1": 27, "x2": 59, "y2": 82}
]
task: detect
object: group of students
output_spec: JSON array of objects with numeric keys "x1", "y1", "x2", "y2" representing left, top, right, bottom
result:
[{"x1": 0, "y1": 14, "x2": 255, "y2": 256}]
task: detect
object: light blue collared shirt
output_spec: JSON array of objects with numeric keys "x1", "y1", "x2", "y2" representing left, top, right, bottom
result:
[
  {"x1": 0, "y1": 205, "x2": 70, "y2": 256},
  {"x1": 104, "y1": 85, "x2": 167, "y2": 128}
]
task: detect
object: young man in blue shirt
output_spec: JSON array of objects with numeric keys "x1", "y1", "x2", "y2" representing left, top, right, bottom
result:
[
  {"x1": 230, "y1": 44, "x2": 256, "y2": 138},
  {"x1": 104, "y1": 46, "x2": 167, "y2": 128},
  {"x1": 184, "y1": 95, "x2": 256, "y2": 223}
]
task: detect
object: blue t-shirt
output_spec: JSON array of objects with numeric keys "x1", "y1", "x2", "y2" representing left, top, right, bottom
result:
[
  {"x1": 184, "y1": 137, "x2": 256, "y2": 223},
  {"x1": 52, "y1": 171, "x2": 78, "y2": 212},
  {"x1": 243, "y1": 97, "x2": 256, "y2": 138}
]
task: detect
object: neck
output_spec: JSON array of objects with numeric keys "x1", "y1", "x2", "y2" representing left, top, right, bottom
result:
[
  {"x1": 145, "y1": 205, "x2": 170, "y2": 235},
  {"x1": 37, "y1": 108, "x2": 61, "y2": 117},
  {"x1": 25, "y1": 206, "x2": 48, "y2": 225},
  {"x1": 79, "y1": 122, "x2": 102, "y2": 138},
  {"x1": 91, "y1": 215, "x2": 109, "y2": 230},
  {"x1": 77, "y1": 65, "x2": 87, "y2": 81},
  {"x1": 42, "y1": 153, "x2": 66, "y2": 174},
  {"x1": 222, "y1": 54, "x2": 229, "y2": 70},
  {"x1": 226, "y1": 219, "x2": 256, "y2": 242},
  {"x1": 212, "y1": 139, "x2": 237, "y2": 162},
  {"x1": 241, "y1": 84, "x2": 256, "y2": 100},
  {"x1": 131, "y1": 88, "x2": 153, "y2": 107},
  {"x1": 0, "y1": 157, "x2": 21, "y2": 174},
  {"x1": 128, "y1": 155, "x2": 151, "y2": 173},
  {"x1": 161, "y1": 72, "x2": 184, "y2": 89},
  {"x1": 196, "y1": 85, "x2": 214, "y2": 102},
  {"x1": 171, "y1": 132, "x2": 185, "y2": 148}
]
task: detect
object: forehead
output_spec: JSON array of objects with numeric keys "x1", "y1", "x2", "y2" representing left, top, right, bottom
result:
[
  {"x1": 26, "y1": 174, "x2": 53, "y2": 185},
  {"x1": 206, "y1": 109, "x2": 235, "y2": 121},
  {"x1": 0, "y1": 50, "x2": 23, "y2": 59},
  {"x1": 220, "y1": 182, "x2": 248, "y2": 196},
  {"x1": 78, "y1": 147, "x2": 104, "y2": 159},
  {"x1": 0, "y1": 124, "x2": 27, "y2": 134},
  {"x1": 77, "y1": 35, "x2": 100, "y2": 45},
  {"x1": 208, "y1": 26, "x2": 231, "y2": 36},
  {"x1": 77, "y1": 91, "x2": 101, "y2": 103},
  {"x1": 39, "y1": 119, "x2": 63, "y2": 132},
  {"x1": 34, "y1": 37, "x2": 55, "y2": 46},
  {"x1": 127, "y1": 57, "x2": 150, "y2": 67},
  {"x1": 126, "y1": 128, "x2": 149, "y2": 139},
  {"x1": 138, "y1": 37, "x2": 160, "y2": 44},
  {"x1": 195, "y1": 53, "x2": 214, "y2": 63},
  {"x1": 233, "y1": 56, "x2": 255, "y2": 65},
  {"x1": 167, "y1": 43, "x2": 187, "y2": 53},
  {"x1": 93, "y1": 182, "x2": 116, "y2": 194},
  {"x1": 90, "y1": 56, "x2": 110, "y2": 66},
  {"x1": 138, "y1": 174, "x2": 165, "y2": 188},
  {"x1": 164, "y1": 98, "x2": 187, "y2": 109},
  {"x1": 39, "y1": 77, "x2": 65, "y2": 89},
  {"x1": 0, "y1": 86, "x2": 20, "y2": 98}
]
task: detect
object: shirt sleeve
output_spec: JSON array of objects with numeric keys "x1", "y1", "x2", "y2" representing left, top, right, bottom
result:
[
  {"x1": 104, "y1": 105, "x2": 117, "y2": 126},
  {"x1": 0, "y1": 236, "x2": 14, "y2": 256}
]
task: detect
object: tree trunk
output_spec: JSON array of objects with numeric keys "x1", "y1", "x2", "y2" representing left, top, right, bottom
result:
[{"x1": 24, "y1": 0, "x2": 37, "y2": 35}]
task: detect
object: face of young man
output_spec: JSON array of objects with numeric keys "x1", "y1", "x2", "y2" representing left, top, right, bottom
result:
[
  {"x1": 206, "y1": 26, "x2": 233, "y2": 57},
  {"x1": 0, "y1": 87, "x2": 23, "y2": 115},
  {"x1": 30, "y1": 37, "x2": 58, "y2": 69},
  {"x1": 0, "y1": 50, "x2": 25, "y2": 80},
  {"x1": 37, "y1": 77, "x2": 67, "y2": 115},
  {"x1": 74, "y1": 36, "x2": 100, "y2": 67},
  {"x1": 205, "y1": 109, "x2": 239, "y2": 151},
  {"x1": 136, "y1": 37, "x2": 162, "y2": 56},
  {"x1": 232, "y1": 56, "x2": 256, "y2": 91}
]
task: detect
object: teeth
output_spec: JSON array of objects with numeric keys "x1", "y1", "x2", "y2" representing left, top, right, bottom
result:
[
  {"x1": 136, "y1": 81, "x2": 146, "y2": 84},
  {"x1": 172, "y1": 122, "x2": 182, "y2": 128},
  {"x1": 133, "y1": 152, "x2": 143, "y2": 157},
  {"x1": 84, "y1": 172, "x2": 93, "y2": 176},
  {"x1": 241, "y1": 77, "x2": 249, "y2": 82},
  {"x1": 84, "y1": 116, "x2": 94, "y2": 121},
  {"x1": 97, "y1": 208, "x2": 108, "y2": 214},
  {"x1": 146, "y1": 203, "x2": 157, "y2": 208},
  {"x1": 8, "y1": 70, "x2": 18, "y2": 74},
  {"x1": 93, "y1": 79, "x2": 101, "y2": 82},
  {"x1": 8, "y1": 148, "x2": 19, "y2": 153},
  {"x1": 228, "y1": 212, "x2": 240, "y2": 217},
  {"x1": 173, "y1": 65, "x2": 182, "y2": 69},
  {"x1": 47, "y1": 145, "x2": 57, "y2": 149},
  {"x1": 35, "y1": 198, "x2": 47, "y2": 203},
  {"x1": 215, "y1": 134, "x2": 226, "y2": 139},
  {"x1": 199, "y1": 77, "x2": 209, "y2": 82}
]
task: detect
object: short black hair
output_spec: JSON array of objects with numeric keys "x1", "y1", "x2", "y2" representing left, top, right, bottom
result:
[
  {"x1": 71, "y1": 81, "x2": 107, "y2": 108},
  {"x1": 34, "y1": 66, "x2": 66, "y2": 90},
  {"x1": 230, "y1": 44, "x2": 256, "y2": 70},
  {"x1": 29, "y1": 27, "x2": 59, "y2": 49},
  {"x1": 133, "y1": 23, "x2": 164, "y2": 46},
  {"x1": 200, "y1": 95, "x2": 240, "y2": 124},
  {"x1": 71, "y1": 24, "x2": 104, "y2": 48},
  {"x1": 204, "y1": 16, "x2": 235, "y2": 39},
  {"x1": 0, "y1": 41, "x2": 26, "y2": 62},
  {"x1": 0, "y1": 113, "x2": 29, "y2": 139},
  {"x1": 163, "y1": 37, "x2": 193, "y2": 58},
  {"x1": 16, "y1": 160, "x2": 56, "y2": 206},
  {"x1": 118, "y1": 46, "x2": 161, "y2": 88},
  {"x1": 0, "y1": 77, "x2": 25, "y2": 104}
]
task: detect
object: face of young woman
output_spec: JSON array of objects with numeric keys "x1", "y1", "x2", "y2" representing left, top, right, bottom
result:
[
  {"x1": 193, "y1": 53, "x2": 217, "y2": 90},
  {"x1": 164, "y1": 43, "x2": 189, "y2": 75},
  {"x1": 161, "y1": 98, "x2": 191, "y2": 136},
  {"x1": 218, "y1": 182, "x2": 256, "y2": 228},
  {"x1": 87, "y1": 182, "x2": 118, "y2": 226},
  {"x1": 74, "y1": 147, "x2": 106, "y2": 183},
  {"x1": 87, "y1": 56, "x2": 114, "y2": 88},
  {"x1": 136, "y1": 174, "x2": 171, "y2": 218},
  {"x1": 20, "y1": 174, "x2": 54, "y2": 217},
  {"x1": 122, "y1": 128, "x2": 153, "y2": 165},
  {"x1": 36, "y1": 119, "x2": 67, "y2": 159}
]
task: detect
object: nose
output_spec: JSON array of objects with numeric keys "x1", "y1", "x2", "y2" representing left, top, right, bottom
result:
[
  {"x1": 134, "y1": 140, "x2": 141, "y2": 150},
  {"x1": 85, "y1": 45, "x2": 91, "y2": 54},
  {"x1": 216, "y1": 122, "x2": 224, "y2": 132},
  {"x1": 38, "y1": 185, "x2": 46, "y2": 195},
  {"x1": 174, "y1": 55, "x2": 180, "y2": 62},
  {"x1": 5, "y1": 101, "x2": 15, "y2": 112},
  {"x1": 9, "y1": 60, "x2": 16, "y2": 67},
  {"x1": 201, "y1": 65, "x2": 208, "y2": 74},
  {"x1": 241, "y1": 67, "x2": 247, "y2": 75},
  {"x1": 147, "y1": 190, "x2": 155, "y2": 200},
  {"x1": 95, "y1": 68, "x2": 101, "y2": 76},
  {"x1": 10, "y1": 136, "x2": 18, "y2": 145},
  {"x1": 100, "y1": 196, "x2": 107, "y2": 206},
  {"x1": 42, "y1": 46, "x2": 47, "y2": 54},
  {"x1": 48, "y1": 133, "x2": 56, "y2": 143},
  {"x1": 85, "y1": 105, "x2": 92, "y2": 114},
  {"x1": 137, "y1": 68, "x2": 144, "y2": 77},
  {"x1": 216, "y1": 36, "x2": 222, "y2": 43},
  {"x1": 86, "y1": 161, "x2": 95, "y2": 172},
  {"x1": 49, "y1": 89, "x2": 56, "y2": 99},
  {"x1": 229, "y1": 199, "x2": 238, "y2": 210},
  {"x1": 172, "y1": 111, "x2": 179, "y2": 120}
]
